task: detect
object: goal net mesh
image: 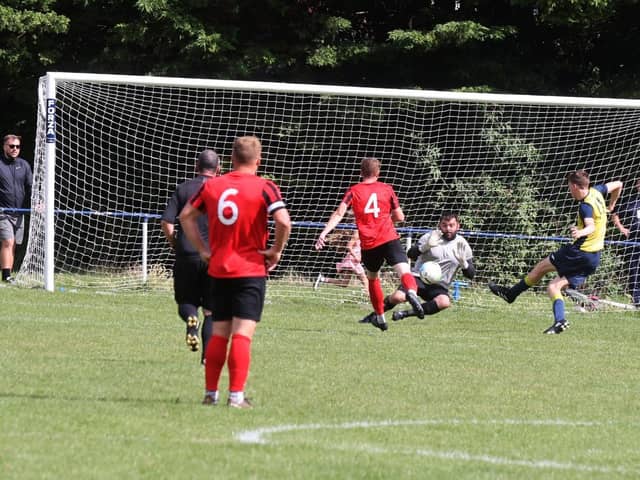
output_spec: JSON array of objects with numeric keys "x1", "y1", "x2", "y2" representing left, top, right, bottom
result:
[{"x1": 19, "y1": 75, "x2": 640, "y2": 309}]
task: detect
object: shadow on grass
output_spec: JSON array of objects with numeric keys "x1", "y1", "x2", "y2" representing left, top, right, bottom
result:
[{"x1": 0, "y1": 391, "x2": 194, "y2": 405}]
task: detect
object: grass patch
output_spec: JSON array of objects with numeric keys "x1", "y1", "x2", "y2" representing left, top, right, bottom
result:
[{"x1": 1, "y1": 285, "x2": 639, "y2": 479}]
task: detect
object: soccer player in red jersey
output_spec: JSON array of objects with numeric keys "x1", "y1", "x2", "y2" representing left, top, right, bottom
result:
[
  {"x1": 315, "y1": 157, "x2": 423, "y2": 331},
  {"x1": 180, "y1": 136, "x2": 291, "y2": 408}
]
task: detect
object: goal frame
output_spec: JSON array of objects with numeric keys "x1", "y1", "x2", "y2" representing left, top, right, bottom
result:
[{"x1": 36, "y1": 71, "x2": 640, "y2": 292}]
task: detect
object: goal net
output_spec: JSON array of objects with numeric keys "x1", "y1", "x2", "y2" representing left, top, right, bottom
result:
[{"x1": 19, "y1": 73, "x2": 640, "y2": 309}]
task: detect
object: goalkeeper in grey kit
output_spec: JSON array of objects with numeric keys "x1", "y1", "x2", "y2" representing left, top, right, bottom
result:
[{"x1": 360, "y1": 212, "x2": 475, "y2": 323}]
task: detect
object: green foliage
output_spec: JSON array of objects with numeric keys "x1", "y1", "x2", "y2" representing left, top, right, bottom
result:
[
  {"x1": 5, "y1": 0, "x2": 640, "y2": 140},
  {"x1": 588, "y1": 247, "x2": 627, "y2": 296},
  {"x1": 306, "y1": 43, "x2": 370, "y2": 68},
  {"x1": 306, "y1": 45, "x2": 338, "y2": 67},
  {"x1": 0, "y1": 3, "x2": 69, "y2": 78},
  {"x1": 388, "y1": 21, "x2": 517, "y2": 51},
  {"x1": 515, "y1": 0, "x2": 615, "y2": 25},
  {"x1": 135, "y1": 0, "x2": 170, "y2": 16},
  {"x1": 409, "y1": 133, "x2": 442, "y2": 180},
  {"x1": 322, "y1": 16, "x2": 352, "y2": 38},
  {"x1": 426, "y1": 107, "x2": 567, "y2": 284},
  {"x1": 482, "y1": 111, "x2": 543, "y2": 166},
  {"x1": 454, "y1": 85, "x2": 496, "y2": 93}
]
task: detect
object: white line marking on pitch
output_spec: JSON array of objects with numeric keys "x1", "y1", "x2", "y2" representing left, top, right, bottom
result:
[
  {"x1": 235, "y1": 419, "x2": 635, "y2": 475},
  {"x1": 236, "y1": 418, "x2": 602, "y2": 444}
]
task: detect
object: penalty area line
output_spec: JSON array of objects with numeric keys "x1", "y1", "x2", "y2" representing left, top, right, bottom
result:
[{"x1": 235, "y1": 418, "x2": 635, "y2": 475}]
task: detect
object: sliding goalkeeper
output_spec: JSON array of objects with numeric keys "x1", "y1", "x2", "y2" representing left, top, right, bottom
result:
[
  {"x1": 360, "y1": 212, "x2": 475, "y2": 324},
  {"x1": 488, "y1": 170, "x2": 622, "y2": 334}
]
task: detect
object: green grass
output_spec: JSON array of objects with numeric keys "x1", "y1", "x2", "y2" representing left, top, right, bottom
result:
[{"x1": 1, "y1": 284, "x2": 639, "y2": 479}]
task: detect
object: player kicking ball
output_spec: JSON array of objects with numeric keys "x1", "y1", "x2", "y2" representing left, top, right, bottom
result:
[{"x1": 488, "y1": 170, "x2": 622, "y2": 334}]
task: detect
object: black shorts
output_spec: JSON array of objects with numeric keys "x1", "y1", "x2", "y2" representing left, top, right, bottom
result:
[
  {"x1": 173, "y1": 255, "x2": 209, "y2": 306},
  {"x1": 206, "y1": 276, "x2": 266, "y2": 322},
  {"x1": 361, "y1": 239, "x2": 408, "y2": 273},
  {"x1": 415, "y1": 277, "x2": 449, "y2": 301},
  {"x1": 397, "y1": 277, "x2": 448, "y2": 301}
]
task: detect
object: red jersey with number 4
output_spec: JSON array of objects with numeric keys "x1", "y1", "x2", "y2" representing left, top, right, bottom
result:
[
  {"x1": 190, "y1": 171, "x2": 286, "y2": 278},
  {"x1": 342, "y1": 181, "x2": 400, "y2": 250}
]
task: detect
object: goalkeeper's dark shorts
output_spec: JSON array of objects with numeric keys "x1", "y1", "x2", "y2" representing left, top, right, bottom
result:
[
  {"x1": 173, "y1": 254, "x2": 209, "y2": 307},
  {"x1": 416, "y1": 278, "x2": 449, "y2": 301},
  {"x1": 549, "y1": 244, "x2": 600, "y2": 289},
  {"x1": 398, "y1": 277, "x2": 448, "y2": 301},
  {"x1": 361, "y1": 239, "x2": 408, "y2": 273},
  {"x1": 205, "y1": 276, "x2": 266, "y2": 322}
]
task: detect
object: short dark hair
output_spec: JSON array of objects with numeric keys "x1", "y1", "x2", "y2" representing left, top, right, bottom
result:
[
  {"x1": 197, "y1": 149, "x2": 219, "y2": 172},
  {"x1": 439, "y1": 211, "x2": 459, "y2": 223},
  {"x1": 567, "y1": 169, "x2": 590, "y2": 189}
]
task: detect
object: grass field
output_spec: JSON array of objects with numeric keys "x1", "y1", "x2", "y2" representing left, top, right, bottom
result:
[{"x1": 1, "y1": 283, "x2": 639, "y2": 479}]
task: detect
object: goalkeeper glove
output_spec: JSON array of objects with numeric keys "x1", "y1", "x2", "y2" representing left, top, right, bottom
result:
[
  {"x1": 453, "y1": 241, "x2": 469, "y2": 269},
  {"x1": 426, "y1": 229, "x2": 443, "y2": 248}
]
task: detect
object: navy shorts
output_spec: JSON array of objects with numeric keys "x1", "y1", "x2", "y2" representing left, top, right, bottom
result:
[
  {"x1": 206, "y1": 276, "x2": 266, "y2": 322},
  {"x1": 173, "y1": 255, "x2": 209, "y2": 307},
  {"x1": 549, "y1": 244, "x2": 600, "y2": 289},
  {"x1": 361, "y1": 239, "x2": 408, "y2": 273}
]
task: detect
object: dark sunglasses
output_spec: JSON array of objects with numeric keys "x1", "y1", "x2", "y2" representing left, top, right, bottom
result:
[{"x1": 6, "y1": 144, "x2": 21, "y2": 149}]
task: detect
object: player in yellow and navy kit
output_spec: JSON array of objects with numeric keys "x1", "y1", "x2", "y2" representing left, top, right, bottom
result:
[{"x1": 489, "y1": 170, "x2": 623, "y2": 334}]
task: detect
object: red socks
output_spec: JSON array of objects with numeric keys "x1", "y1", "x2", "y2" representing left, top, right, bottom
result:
[
  {"x1": 228, "y1": 334, "x2": 252, "y2": 392},
  {"x1": 368, "y1": 277, "x2": 385, "y2": 314},
  {"x1": 401, "y1": 272, "x2": 418, "y2": 292},
  {"x1": 204, "y1": 335, "x2": 229, "y2": 391},
  {"x1": 204, "y1": 333, "x2": 253, "y2": 393}
]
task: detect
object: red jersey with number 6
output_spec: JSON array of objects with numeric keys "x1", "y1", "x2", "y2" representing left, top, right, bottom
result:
[
  {"x1": 341, "y1": 181, "x2": 400, "y2": 250},
  {"x1": 190, "y1": 171, "x2": 286, "y2": 278}
]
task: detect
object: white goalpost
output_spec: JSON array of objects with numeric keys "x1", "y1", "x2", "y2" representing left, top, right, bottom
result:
[{"x1": 18, "y1": 72, "x2": 640, "y2": 309}]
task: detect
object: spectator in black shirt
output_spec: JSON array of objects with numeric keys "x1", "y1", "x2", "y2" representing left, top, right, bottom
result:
[{"x1": 0, "y1": 134, "x2": 33, "y2": 284}]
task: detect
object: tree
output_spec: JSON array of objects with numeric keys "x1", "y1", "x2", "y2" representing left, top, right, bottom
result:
[
  {"x1": 0, "y1": 1, "x2": 69, "y2": 136},
  {"x1": 5, "y1": 0, "x2": 640, "y2": 153}
]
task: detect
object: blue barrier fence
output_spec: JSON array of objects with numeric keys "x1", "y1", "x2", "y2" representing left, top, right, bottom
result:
[{"x1": 3, "y1": 208, "x2": 639, "y2": 247}]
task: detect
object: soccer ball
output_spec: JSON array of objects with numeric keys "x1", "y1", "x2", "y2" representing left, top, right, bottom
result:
[{"x1": 419, "y1": 261, "x2": 442, "y2": 284}]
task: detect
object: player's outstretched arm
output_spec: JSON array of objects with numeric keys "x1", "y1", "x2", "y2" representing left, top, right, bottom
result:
[
  {"x1": 315, "y1": 202, "x2": 347, "y2": 250},
  {"x1": 391, "y1": 206, "x2": 405, "y2": 223},
  {"x1": 611, "y1": 212, "x2": 630, "y2": 238},
  {"x1": 424, "y1": 229, "x2": 443, "y2": 249},
  {"x1": 605, "y1": 180, "x2": 623, "y2": 212}
]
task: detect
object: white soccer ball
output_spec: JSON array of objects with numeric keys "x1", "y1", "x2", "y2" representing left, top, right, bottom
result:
[{"x1": 419, "y1": 261, "x2": 442, "y2": 284}]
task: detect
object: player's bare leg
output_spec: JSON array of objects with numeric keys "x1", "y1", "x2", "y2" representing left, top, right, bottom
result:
[{"x1": 489, "y1": 257, "x2": 555, "y2": 303}]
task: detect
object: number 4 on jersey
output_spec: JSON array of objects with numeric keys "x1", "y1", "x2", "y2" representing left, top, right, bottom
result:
[{"x1": 364, "y1": 193, "x2": 380, "y2": 218}]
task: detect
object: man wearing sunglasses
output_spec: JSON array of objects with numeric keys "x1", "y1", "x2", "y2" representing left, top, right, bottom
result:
[{"x1": 0, "y1": 134, "x2": 33, "y2": 284}]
